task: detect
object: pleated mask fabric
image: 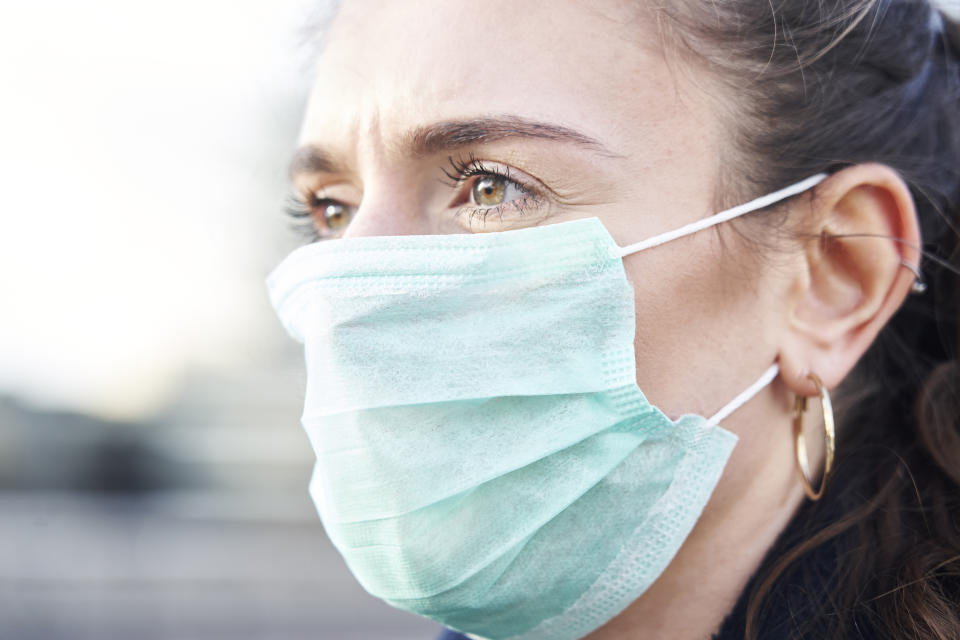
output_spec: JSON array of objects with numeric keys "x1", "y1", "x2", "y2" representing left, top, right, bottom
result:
[{"x1": 266, "y1": 175, "x2": 826, "y2": 640}]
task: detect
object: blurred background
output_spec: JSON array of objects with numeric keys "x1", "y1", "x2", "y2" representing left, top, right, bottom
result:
[{"x1": 0, "y1": 1, "x2": 440, "y2": 638}]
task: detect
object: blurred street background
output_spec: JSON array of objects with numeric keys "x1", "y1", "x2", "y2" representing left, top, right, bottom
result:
[{"x1": 0, "y1": 2, "x2": 440, "y2": 638}]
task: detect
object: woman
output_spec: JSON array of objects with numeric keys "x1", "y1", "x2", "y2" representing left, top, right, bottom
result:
[{"x1": 267, "y1": 0, "x2": 960, "y2": 638}]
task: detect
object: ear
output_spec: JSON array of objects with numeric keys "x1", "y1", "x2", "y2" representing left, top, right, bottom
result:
[{"x1": 778, "y1": 163, "x2": 923, "y2": 397}]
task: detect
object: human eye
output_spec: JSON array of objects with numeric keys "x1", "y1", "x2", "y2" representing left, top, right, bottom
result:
[
  {"x1": 442, "y1": 154, "x2": 545, "y2": 232},
  {"x1": 284, "y1": 188, "x2": 357, "y2": 243}
]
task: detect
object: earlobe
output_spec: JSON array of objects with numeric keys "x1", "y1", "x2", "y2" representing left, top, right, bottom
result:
[{"x1": 778, "y1": 163, "x2": 922, "y2": 396}]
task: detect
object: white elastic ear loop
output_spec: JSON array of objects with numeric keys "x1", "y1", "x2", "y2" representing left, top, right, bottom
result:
[
  {"x1": 704, "y1": 363, "x2": 780, "y2": 429},
  {"x1": 617, "y1": 174, "x2": 829, "y2": 257}
]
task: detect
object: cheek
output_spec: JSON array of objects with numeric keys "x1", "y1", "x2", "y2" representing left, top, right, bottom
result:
[{"x1": 625, "y1": 233, "x2": 780, "y2": 418}]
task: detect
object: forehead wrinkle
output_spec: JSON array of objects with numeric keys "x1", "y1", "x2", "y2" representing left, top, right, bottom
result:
[
  {"x1": 403, "y1": 115, "x2": 619, "y2": 159},
  {"x1": 290, "y1": 103, "x2": 384, "y2": 180}
]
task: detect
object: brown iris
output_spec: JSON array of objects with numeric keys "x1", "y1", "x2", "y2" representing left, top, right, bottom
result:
[
  {"x1": 323, "y1": 202, "x2": 351, "y2": 230},
  {"x1": 472, "y1": 175, "x2": 507, "y2": 206}
]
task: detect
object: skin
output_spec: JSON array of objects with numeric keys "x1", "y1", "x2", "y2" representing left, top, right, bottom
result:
[{"x1": 290, "y1": 1, "x2": 923, "y2": 638}]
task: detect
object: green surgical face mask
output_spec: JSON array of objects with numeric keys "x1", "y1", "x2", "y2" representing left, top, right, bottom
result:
[{"x1": 267, "y1": 175, "x2": 826, "y2": 640}]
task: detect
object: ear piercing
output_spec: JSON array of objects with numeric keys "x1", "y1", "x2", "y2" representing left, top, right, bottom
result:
[{"x1": 899, "y1": 260, "x2": 927, "y2": 294}]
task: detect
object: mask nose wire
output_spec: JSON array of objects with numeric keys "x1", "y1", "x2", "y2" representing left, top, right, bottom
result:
[{"x1": 615, "y1": 173, "x2": 829, "y2": 258}]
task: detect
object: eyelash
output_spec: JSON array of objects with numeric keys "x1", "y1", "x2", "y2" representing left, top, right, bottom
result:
[
  {"x1": 442, "y1": 153, "x2": 542, "y2": 225},
  {"x1": 283, "y1": 192, "x2": 334, "y2": 242}
]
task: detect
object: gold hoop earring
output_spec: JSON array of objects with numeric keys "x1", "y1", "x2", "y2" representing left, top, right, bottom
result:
[{"x1": 793, "y1": 373, "x2": 835, "y2": 501}]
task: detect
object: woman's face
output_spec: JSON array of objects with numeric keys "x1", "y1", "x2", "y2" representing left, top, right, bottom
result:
[{"x1": 295, "y1": 0, "x2": 794, "y2": 491}]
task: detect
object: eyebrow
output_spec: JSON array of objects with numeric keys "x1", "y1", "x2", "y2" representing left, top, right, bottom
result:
[
  {"x1": 288, "y1": 115, "x2": 614, "y2": 178},
  {"x1": 406, "y1": 115, "x2": 613, "y2": 157},
  {"x1": 288, "y1": 145, "x2": 344, "y2": 178}
]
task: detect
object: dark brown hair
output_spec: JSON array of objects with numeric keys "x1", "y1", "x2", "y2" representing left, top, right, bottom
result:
[{"x1": 659, "y1": 1, "x2": 960, "y2": 637}]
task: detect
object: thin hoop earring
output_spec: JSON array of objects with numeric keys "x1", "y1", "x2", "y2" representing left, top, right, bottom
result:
[
  {"x1": 899, "y1": 260, "x2": 927, "y2": 294},
  {"x1": 793, "y1": 373, "x2": 836, "y2": 501}
]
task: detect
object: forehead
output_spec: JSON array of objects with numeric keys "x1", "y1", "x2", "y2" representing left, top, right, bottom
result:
[{"x1": 300, "y1": 0, "x2": 697, "y2": 158}]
